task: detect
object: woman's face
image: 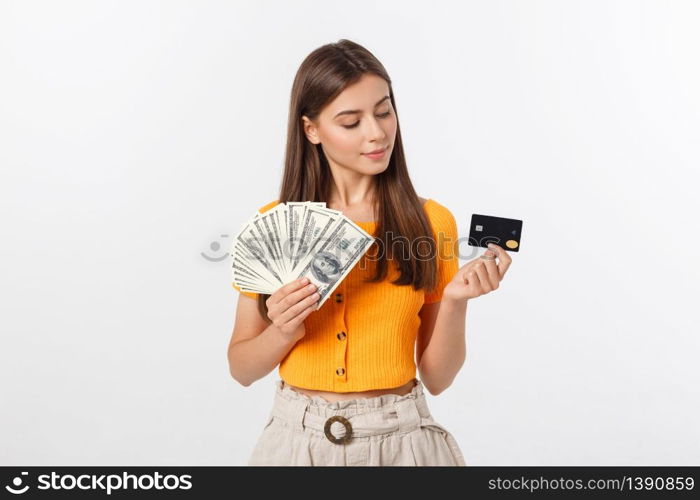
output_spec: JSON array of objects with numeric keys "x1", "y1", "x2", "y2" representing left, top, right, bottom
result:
[{"x1": 302, "y1": 73, "x2": 398, "y2": 175}]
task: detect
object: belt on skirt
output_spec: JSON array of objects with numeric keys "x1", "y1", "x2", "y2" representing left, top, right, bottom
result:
[{"x1": 269, "y1": 388, "x2": 441, "y2": 445}]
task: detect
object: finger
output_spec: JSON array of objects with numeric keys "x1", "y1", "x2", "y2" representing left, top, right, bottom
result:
[
  {"x1": 487, "y1": 244, "x2": 512, "y2": 279},
  {"x1": 460, "y1": 263, "x2": 474, "y2": 282},
  {"x1": 270, "y1": 277, "x2": 311, "y2": 306},
  {"x1": 277, "y1": 290, "x2": 320, "y2": 325},
  {"x1": 481, "y1": 251, "x2": 501, "y2": 289},
  {"x1": 279, "y1": 282, "x2": 318, "y2": 313},
  {"x1": 473, "y1": 263, "x2": 492, "y2": 292},
  {"x1": 286, "y1": 300, "x2": 319, "y2": 329},
  {"x1": 462, "y1": 257, "x2": 482, "y2": 272},
  {"x1": 464, "y1": 266, "x2": 482, "y2": 291},
  {"x1": 285, "y1": 293, "x2": 320, "y2": 326}
]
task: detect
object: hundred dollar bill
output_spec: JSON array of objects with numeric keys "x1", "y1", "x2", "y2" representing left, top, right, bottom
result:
[
  {"x1": 252, "y1": 204, "x2": 289, "y2": 280},
  {"x1": 285, "y1": 202, "x2": 330, "y2": 268},
  {"x1": 231, "y1": 201, "x2": 374, "y2": 304},
  {"x1": 286, "y1": 205, "x2": 345, "y2": 281},
  {"x1": 232, "y1": 212, "x2": 285, "y2": 289},
  {"x1": 231, "y1": 253, "x2": 278, "y2": 294},
  {"x1": 290, "y1": 217, "x2": 375, "y2": 310}
]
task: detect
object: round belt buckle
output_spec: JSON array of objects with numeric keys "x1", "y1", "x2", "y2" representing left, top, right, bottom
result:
[{"x1": 324, "y1": 415, "x2": 352, "y2": 444}]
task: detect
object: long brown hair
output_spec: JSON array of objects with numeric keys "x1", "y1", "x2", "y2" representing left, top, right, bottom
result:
[{"x1": 256, "y1": 39, "x2": 438, "y2": 321}]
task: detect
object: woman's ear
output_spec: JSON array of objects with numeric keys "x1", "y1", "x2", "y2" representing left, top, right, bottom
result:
[{"x1": 301, "y1": 115, "x2": 320, "y2": 145}]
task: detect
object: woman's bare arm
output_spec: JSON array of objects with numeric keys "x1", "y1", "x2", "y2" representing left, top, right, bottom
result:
[{"x1": 227, "y1": 278, "x2": 319, "y2": 386}]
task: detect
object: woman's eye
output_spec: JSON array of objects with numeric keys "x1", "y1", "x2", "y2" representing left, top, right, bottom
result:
[{"x1": 342, "y1": 111, "x2": 392, "y2": 129}]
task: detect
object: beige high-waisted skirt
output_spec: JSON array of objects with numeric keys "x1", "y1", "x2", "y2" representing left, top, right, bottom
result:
[{"x1": 247, "y1": 378, "x2": 467, "y2": 466}]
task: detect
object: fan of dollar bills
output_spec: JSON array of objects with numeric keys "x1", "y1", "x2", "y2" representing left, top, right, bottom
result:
[{"x1": 231, "y1": 201, "x2": 376, "y2": 310}]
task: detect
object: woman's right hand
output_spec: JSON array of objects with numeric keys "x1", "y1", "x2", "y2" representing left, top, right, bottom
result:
[{"x1": 266, "y1": 277, "x2": 320, "y2": 343}]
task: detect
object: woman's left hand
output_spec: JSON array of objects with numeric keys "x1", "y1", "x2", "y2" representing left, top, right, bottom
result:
[{"x1": 443, "y1": 243, "x2": 513, "y2": 302}]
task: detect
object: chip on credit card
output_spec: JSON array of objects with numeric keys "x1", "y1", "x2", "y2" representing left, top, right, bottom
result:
[{"x1": 468, "y1": 214, "x2": 523, "y2": 252}]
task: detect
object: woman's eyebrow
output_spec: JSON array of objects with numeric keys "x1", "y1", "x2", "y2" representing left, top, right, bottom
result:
[{"x1": 334, "y1": 95, "x2": 390, "y2": 118}]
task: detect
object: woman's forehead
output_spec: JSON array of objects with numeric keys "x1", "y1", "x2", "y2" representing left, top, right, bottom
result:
[{"x1": 325, "y1": 75, "x2": 390, "y2": 116}]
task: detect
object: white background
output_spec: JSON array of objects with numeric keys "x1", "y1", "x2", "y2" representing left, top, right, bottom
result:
[{"x1": 1, "y1": 0, "x2": 698, "y2": 466}]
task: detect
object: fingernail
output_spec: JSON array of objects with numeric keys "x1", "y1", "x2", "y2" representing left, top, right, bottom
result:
[
  {"x1": 487, "y1": 243, "x2": 497, "y2": 249},
  {"x1": 301, "y1": 277, "x2": 309, "y2": 284}
]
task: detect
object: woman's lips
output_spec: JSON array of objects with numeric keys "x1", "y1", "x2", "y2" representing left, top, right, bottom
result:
[{"x1": 362, "y1": 147, "x2": 386, "y2": 160}]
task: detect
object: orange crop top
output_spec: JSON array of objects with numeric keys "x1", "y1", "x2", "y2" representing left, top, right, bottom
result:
[{"x1": 231, "y1": 198, "x2": 459, "y2": 392}]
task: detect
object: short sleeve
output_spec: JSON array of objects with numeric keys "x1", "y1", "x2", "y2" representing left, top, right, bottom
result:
[
  {"x1": 231, "y1": 281, "x2": 258, "y2": 300},
  {"x1": 230, "y1": 199, "x2": 280, "y2": 301},
  {"x1": 423, "y1": 201, "x2": 460, "y2": 304}
]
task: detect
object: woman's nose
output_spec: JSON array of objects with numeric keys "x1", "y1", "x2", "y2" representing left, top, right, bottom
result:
[{"x1": 364, "y1": 116, "x2": 387, "y2": 141}]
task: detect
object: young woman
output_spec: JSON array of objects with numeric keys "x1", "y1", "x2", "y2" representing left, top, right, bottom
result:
[{"x1": 228, "y1": 39, "x2": 513, "y2": 466}]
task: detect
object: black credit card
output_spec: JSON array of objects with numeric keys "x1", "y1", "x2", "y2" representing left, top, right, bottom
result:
[{"x1": 468, "y1": 214, "x2": 523, "y2": 252}]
